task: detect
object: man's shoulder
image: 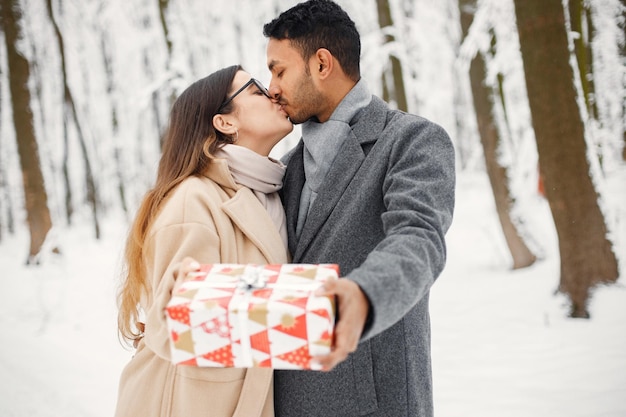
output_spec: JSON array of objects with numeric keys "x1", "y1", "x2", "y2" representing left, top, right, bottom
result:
[
  {"x1": 364, "y1": 96, "x2": 440, "y2": 131},
  {"x1": 361, "y1": 97, "x2": 448, "y2": 144}
]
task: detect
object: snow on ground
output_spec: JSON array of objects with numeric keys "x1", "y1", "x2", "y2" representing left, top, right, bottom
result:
[{"x1": 0, "y1": 167, "x2": 624, "y2": 417}]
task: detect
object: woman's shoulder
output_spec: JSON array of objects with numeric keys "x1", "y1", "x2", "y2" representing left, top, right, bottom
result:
[
  {"x1": 152, "y1": 176, "x2": 223, "y2": 227},
  {"x1": 171, "y1": 176, "x2": 221, "y2": 201}
]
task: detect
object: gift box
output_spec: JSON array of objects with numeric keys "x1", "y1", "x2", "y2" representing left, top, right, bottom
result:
[{"x1": 165, "y1": 263, "x2": 337, "y2": 369}]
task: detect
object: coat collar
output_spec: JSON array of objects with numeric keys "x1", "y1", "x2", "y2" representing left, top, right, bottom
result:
[
  {"x1": 203, "y1": 158, "x2": 239, "y2": 192},
  {"x1": 221, "y1": 188, "x2": 288, "y2": 263},
  {"x1": 204, "y1": 159, "x2": 288, "y2": 264}
]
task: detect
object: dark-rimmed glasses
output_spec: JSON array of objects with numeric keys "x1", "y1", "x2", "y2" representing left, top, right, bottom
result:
[{"x1": 218, "y1": 78, "x2": 270, "y2": 112}]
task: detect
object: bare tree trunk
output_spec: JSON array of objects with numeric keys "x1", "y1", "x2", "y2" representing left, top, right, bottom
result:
[
  {"x1": 0, "y1": 45, "x2": 3, "y2": 242},
  {"x1": 46, "y1": 0, "x2": 100, "y2": 238},
  {"x1": 0, "y1": 154, "x2": 15, "y2": 242},
  {"x1": 513, "y1": 0, "x2": 619, "y2": 318},
  {"x1": 569, "y1": 0, "x2": 598, "y2": 121},
  {"x1": 1, "y1": 0, "x2": 52, "y2": 262},
  {"x1": 618, "y1": 0, "x2": 626, "y2": 161},
  {"x1": 157, "y1": 0, "x2": 176, "y2": 147},
  {"x1": 100, "y1": 35, "x2": 128, "y2": 215},
  {"x1": 159, "y1": 0, "x2": 173, "y2": 59},
  {"x1": 459, "y1": 0, "x2": 536, "y2": 269},
  {"x1": 0, "y1": 60, "x2": 15, "y2": 240},
  {"x1": 376, "y1": 0, "x2": 408, "y2": 112},
  {"x1": 448, "y1": 13, "x2": 477, "y2": 170}
]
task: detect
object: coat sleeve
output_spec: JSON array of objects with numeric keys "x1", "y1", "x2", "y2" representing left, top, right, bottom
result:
[
  {"x1": 142, "y1": 183, "x2": 223, "y2": 361},
  {"x1": 350, "y1": 118, "x2": 456, "y2": 341}
]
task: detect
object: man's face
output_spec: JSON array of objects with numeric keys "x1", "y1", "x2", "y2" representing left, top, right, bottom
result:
[{"x1": 266, "y1": 38, "x2": 325, "y2": 124}]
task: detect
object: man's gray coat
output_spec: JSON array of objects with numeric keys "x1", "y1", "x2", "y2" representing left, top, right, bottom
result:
[{"x1": 274, "y1": 96, "x2": 456, "y2": 417}]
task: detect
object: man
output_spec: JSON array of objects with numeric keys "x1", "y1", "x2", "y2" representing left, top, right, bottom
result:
[{"x1": 263, "y1": 1, "x2": 455, "y2": 416}]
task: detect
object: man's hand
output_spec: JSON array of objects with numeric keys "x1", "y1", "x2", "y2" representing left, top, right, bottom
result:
[{"x1": 311, "y1": 278, "x2": 370, "y2": 371}]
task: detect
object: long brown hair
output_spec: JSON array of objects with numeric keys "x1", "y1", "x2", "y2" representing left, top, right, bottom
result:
[{"x1": 117, "y1": 65, "x2": 241, "y2": 343}]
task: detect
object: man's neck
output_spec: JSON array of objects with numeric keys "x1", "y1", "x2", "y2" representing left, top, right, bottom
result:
[{"x1": 316, "y1": 78, "x2": 358, "y2": 123}]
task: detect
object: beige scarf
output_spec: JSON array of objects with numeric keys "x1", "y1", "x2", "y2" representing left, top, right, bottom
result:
[{"x1": 216, "y1": 144, "x2": 287, "y2": 247}]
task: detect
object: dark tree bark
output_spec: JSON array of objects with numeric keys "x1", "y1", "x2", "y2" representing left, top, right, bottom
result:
[
  {"x1": 1, "y1": 0, "x2": 52, "y2": 262},
  {"x1": 376, "y1": 0, "x2": 408, "y2": 112},
  {"x1": 157, "y1": 0, "x2": 176, "y2": 147},
  {"x1": 568, "y1": 0, "x2": 598, "y2": 120},
  {"x1": 159, "y1": 0, "x2": 173, "y2": 58},
  {"x1": 46, "y1": 0, "x2": 101, "y2": 238},
  {"x1": 459, "y1": 0, "x2": 536, "y2": 269},
  {"x1": 621, "y1": 1, "x2": 626, "y2": 161},
  {"x1": 513, "y1": 0, "x2": 619, "y2": 318},
  {"x1": 0, "y1": 42, "x2": 3, "y2": 242}
]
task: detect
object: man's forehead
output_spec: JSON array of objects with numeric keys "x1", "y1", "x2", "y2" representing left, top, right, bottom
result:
[
  {"x1": 267, "y1": 39, "x2": 300, "y2": 62},
  {"x1": 267, "y1": 39, "x2": 306, "y2": 71}
]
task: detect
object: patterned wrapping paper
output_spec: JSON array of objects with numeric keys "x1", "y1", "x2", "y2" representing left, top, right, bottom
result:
[{"x1": 165, "y1": 263, "x2": 338, "y2": 369}]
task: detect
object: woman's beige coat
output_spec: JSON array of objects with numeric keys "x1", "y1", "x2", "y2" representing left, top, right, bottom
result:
[{"x1": 115, "y1": 159, "x2": 289, "y2": 417}]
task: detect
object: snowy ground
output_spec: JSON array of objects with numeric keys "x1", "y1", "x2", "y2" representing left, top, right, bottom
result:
[{"x1": 0, "y1": 167, "x2": 624, "y2": 417}]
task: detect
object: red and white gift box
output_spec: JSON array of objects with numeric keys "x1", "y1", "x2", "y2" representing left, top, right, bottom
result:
[{"x1": 165, "y1": 263, "x2": 337, "y2": 369}]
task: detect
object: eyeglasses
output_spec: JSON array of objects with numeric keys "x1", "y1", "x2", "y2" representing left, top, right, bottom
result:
[{"x1": 218, "y1": 78, "x2": 270, "y2": 112}]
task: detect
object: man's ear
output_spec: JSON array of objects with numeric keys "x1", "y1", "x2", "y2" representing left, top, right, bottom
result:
[
  {"x1": 212, "y1": 114, "x2": 237, "y2": 135},
  {"x1": 315, "y1": 48, "x2": 334, "y2": 79}
]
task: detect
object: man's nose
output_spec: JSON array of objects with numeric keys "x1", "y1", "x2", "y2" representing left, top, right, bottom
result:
[{"x1": 268, "y1": 84, "x2": 281, "y2": 100}]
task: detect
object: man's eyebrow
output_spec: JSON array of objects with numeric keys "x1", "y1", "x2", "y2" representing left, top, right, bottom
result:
[{"x1": 268, "y1": 60, "x2": 279, "y2": 72}]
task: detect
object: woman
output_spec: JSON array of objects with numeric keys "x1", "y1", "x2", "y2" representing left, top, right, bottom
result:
[{"x1": 115, "y1": 65, "x2": 293, "y2": 417}]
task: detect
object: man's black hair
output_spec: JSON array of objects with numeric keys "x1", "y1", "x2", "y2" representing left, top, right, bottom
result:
[{"x1": 263, "y1": 0, "x2": 361, "y2": 81}]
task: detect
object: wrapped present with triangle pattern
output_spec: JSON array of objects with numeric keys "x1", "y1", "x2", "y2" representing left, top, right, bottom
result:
[{"x1": 165, "y1": 263, "x2": 337, "y2": 369}]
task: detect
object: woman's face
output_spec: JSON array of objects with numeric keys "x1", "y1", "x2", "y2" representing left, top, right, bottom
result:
[{"x1": 223, "y1": 71, "x2": 293, "y2": 156}]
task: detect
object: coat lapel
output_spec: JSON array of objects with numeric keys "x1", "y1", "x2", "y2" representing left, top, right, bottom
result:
[
  {"x1": 288, "y1": 97, "x2": 388, "y2": 261},
  {"x1": 221, "y1": 187, "x2": 288, "y2": 264},
  {"x1": 282, "y1": 142, "x2": 306, "y2": 257},
  {"x1": 293, "y1": 131, "x2": 364, "y2": 260}
]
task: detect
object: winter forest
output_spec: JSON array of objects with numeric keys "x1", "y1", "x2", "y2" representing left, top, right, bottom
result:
[
  {"x1": 0, "y1": 0, "x2": 625, "y2": 415},
  {"x1": 3, "y1": 0, "x2": 624, "y2": 314}
]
